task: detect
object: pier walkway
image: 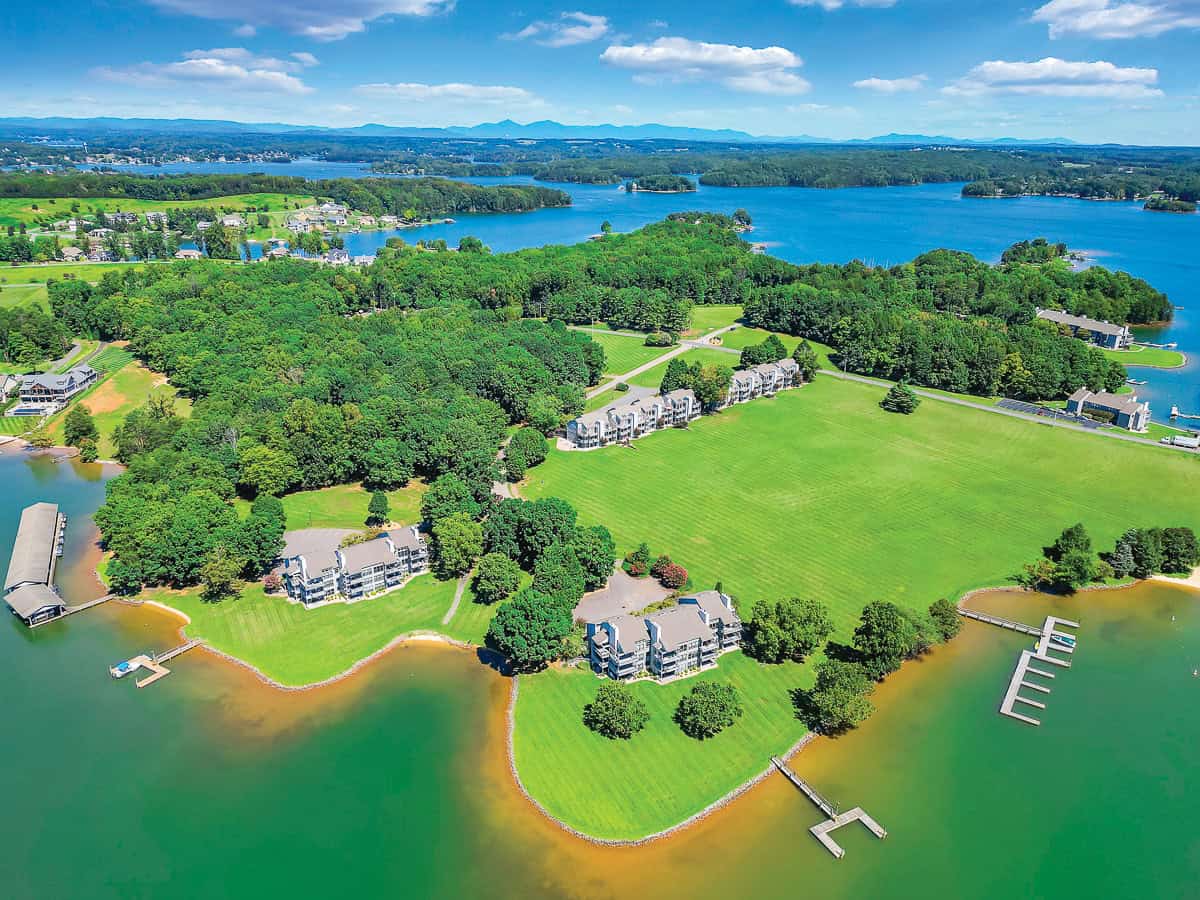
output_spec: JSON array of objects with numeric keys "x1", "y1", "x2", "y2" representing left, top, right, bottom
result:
[
  {"x1": 957, "y1": 608, "x2": 1044, "y2": 636},
  {"x1": 771, "y1": 757, "x2": 887, "y2": 859},
  {"x1": 110, "y1": 640, "x2": 202, "y2": 688},
  {"x1": 997, "y1": 617, "x2": 1079, "y2": 726},
  {"x1": 27, "y1": 594, "x2": 113, "y2": 629}
]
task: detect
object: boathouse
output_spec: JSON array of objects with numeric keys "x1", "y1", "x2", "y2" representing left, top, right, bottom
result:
[{"x1": 4, "y1": 502, "x2": 67, "y2": 625}]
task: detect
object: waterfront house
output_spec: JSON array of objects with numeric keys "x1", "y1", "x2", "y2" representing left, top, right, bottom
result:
[
  {"x1": 1066, "y1": 388, "x2": 1150, "y2": 432},
  {"x1": 196, "y1": 220, "x2": 212, "y2": 232},
  {"x1": 587, "y1": 592, "x2": 741, "y2": 682},
  {"x1": 174, "y1": 249, "x2": 202, "y2": 260},
  {"x1": 220, "y1": 214, "x2": 246, "y2": 229},
  {"x1": 4, "y1": 502, "x2": 67, "y2": 626},
  {"x1": 1036, "y1": 308, "x2": 1132, "y2": 350},
  {"x1": 145, "y1": 212, "x2": 168, "y2": 227},
  {"x1": 325, "y1": 248, "x2": 351, "y2": 266},
  {"x1": 281, "y1": 526, "x2": 428, "y2": 607},
  {"x1": 61, "y1": 246, "x2": 83, "y2": 261},
  {"x1": 18, "y1": 366, "x2": 98, "y2": 412}
]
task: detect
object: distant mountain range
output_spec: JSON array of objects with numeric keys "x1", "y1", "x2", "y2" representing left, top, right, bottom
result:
[{"x1": 0, "y1": 115, "x2": 1082, "y2": 147}]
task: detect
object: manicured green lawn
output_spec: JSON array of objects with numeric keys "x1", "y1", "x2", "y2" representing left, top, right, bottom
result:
[
  {"x1": 513, "y1": 651, "x2": 806, "y2": 840},
  {"x1": 0, "y1": 284, "x2": 48, "y2": 309},
  {"x1": 1102, "y1": 346, "x2": 1186, "y2": 369},
  {"x1": 686, "y1": 304, "x2": 744, "y2": 335},
  {"x1": 152, "y1": 574, "x2": 461, "y2": 686},
  {"x1": 233, "y1": 481, "x2": 428, "y2": 530},
  {"x1": 88, "y1": 345, "x2": 134, "y2": 373},
  {"x1": 517, "y1": 374, "x2": 1200, "y2": 838},
  {"x1": 54, "y1": 340, "x2": 100, "y2": 372},
  {"x1": 0, "y1": 193, "x2": 316, "y2": 228},
  {"x1": 626, "y1": 347, "x2": 741, "y2": 388},
  {"x1": 718, "y1": 327, "x2": 836, "y2": 368},
  {"x1": 0, "y1": 417, "x2": 33, "y2": 436},
  {"x1": 580, "y1": 330, "x2": 672, "y2": 376}
]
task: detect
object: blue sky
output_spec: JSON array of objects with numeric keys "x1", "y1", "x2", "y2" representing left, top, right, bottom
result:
[{"x1": 2, "y1": 0, "x2": 1198, "y2": 143}]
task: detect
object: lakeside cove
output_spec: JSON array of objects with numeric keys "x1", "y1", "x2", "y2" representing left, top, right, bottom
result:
[{"x1": 3, "y1": 449, "x2": 1198, "y2": 898}]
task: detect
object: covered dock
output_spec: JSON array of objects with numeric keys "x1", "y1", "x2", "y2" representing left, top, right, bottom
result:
[{"x1": 4, "y1": 502, "x2": 67, "y2": 625}]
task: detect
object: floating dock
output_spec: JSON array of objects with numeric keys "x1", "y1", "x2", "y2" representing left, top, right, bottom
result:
[
  {"x1": 110, "y1": 640, "x2": 202, "y2": 688},
  {"x1": 770, "y1": 757, "x2": 887, "y2": 859},
  {"x1": 1170, "y1": 406, "x2": 1200, "y2": 421},
  {"x1": 972, "y1": 614, "x2": 1080, "y2": 726}
]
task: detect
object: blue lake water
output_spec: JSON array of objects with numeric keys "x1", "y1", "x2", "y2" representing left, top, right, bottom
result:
[{"x1": 106, "y1": 161, "x2": 1200, "y2": 419}]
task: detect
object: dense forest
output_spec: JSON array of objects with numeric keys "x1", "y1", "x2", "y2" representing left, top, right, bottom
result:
[
  {"x1": 318, "y1": 177, "x2": 569, "y2": 217},
  {"x1": 0, "y1": 305, "x2": 71, "y2": 368},
  {"x1": 54, "y1": 261, "x2": 602, "y2": 588},
  {"x1": 627, "y1": 175, "x2": 696, "y2": 193}
]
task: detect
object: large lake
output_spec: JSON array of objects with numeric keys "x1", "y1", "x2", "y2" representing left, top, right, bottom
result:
[
  {"x1": 106, "y1": 159, "x2": 1199, "y2": 417},
  {"x1": 2, "y1": 453, "x2": 1199, "y2": 899}
]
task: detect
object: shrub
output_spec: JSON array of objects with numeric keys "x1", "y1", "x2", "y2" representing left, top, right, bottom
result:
[
  {"x1": 650, "y1": 554, "x2": 672, "y2": 579},
  {"x1": 675, "y1": 682, "x2": 743, "y2": 739},
  {"x1": 658, "y1": 562, "x2": 688, "y2": 589},
  {"x1": 583, "y1": 683, "x2": 650, "y2": 739},
  {"x1": 263, "y1": 573, "x2": 283, "y2": 593},
  {"x1": 744, "y1": 598, "x2": 834, "y2": 664},
  {"x1": 880, "y1": 382, "x2": 921, "y2": 414},
  {"x1": 927, "y1": 598, "x2": 961, "y2": 641}
]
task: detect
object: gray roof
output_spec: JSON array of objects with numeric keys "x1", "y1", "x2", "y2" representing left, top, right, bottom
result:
[
  {"x1": 1069, "y1": 388, "x2": 1148, "y2": 417},
  {"x1": 647, "y1": 606, "x2": 713, "y2": 651},
  {"x1": 5, "y1": 583, "x2": 64, "y2": 618},
  {"x1": 338, "y1": 537, "x2": 398, "y2": 571},
  {"x1": 683, "y1": 590, "x2": 738, "y2": 625},
  {"x1": 279, "y1": 528, "x2": 354, "y2": 575},
  {"x1": 1037, "y1": 308, "x2": 1128, "y2": 338},
  {"x1": 4, "y1": 502, "x2": 60, "y2": 591},
  {"x1": 663, "y1": 388, "x2": 696, "y2": 404},
  {"x1": 389, "y1": 526, "x2": 426, "y2": 552},
  {"x1": 20, "y1": 367, "x2": 95, "y2": 392},
  {"x1": 574, "y1": 389, "x2": 659, "y2": 428},
  {"x1": 605, "y1": 614, "x2": 650, "y2": 654}
]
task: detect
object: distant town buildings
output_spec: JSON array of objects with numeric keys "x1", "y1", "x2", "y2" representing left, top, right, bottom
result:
[
  {"x1": 280, "y1": 527, "x2": 429, "y2": 607},
  {"x1": 587, "y1": 591, "x2": 742, "y2": 682},
  {"x1": 1067, "y1": 388, "x2": 1150, "y2": 432},
  {"x1": 1036, "y1": 308, "x2": 1132, "y2": 350},
  {"x1": 3, "y1": 502, "x2": 68, "y2": 626}
]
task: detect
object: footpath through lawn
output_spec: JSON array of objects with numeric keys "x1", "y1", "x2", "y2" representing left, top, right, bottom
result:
[{"x1": 517, "y1": 374, "x2": 1200, "y2": 839}]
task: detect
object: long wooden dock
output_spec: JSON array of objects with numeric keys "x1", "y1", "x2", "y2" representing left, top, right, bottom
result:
[
  {"x1": 771, "y1": 757, "x2": 886, "y2": 859},
  {"x1": 998, "y1": 617, "x2": 1079, "y2": 726},
  {"x1": 28, "y1": 594, "x2": 113, "y2": 629},
  {"x1": 957, "y1": 608, "x2": 1044, "y2": 636}
]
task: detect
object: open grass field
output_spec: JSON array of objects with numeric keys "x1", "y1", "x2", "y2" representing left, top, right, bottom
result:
[
  {"x1": 0, "y1": 417, "x2": 34, "y2": 436},
  {"x1": 626, "y1": 346, "x2": 741, "y2": 389},
  {"x1": 514, "y1": 651, "x2": 805, "y2": 840},
  {"x1": 718, "y1": 327, "x2": 838, "y2": 367},
  {"x1": 152, "y1": 574, "x2": 465, "y2": 686},
  {"x1": 516, "y1": 374, "x2": 1200, "y2": 837},
  {"x1": 0, "y1": 284, "x2": 48, "y2": 310},
  {"x1": 581, "y1": 330, "x2": 671, "y2": 376},
  {"x1": 1103, "y1": 346, "x2": 1187, "y2": 369},
  {"x1": 233, "y1": 481, "x2": 428, "y2": 531},
  {"x1": 685, "y1": 304, "x2": 744, "y2": 336},
  {"x1": 0, "y1": 261, "x2": 150, "y2": 285},
  {"x1": 0, "y1": 193, "x2": 316, "y2": 228},
  {"x1": 88, "y1": 345, "x2": 134, "y2": 373}
]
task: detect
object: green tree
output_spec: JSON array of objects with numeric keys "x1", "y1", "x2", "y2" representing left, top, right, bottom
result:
[
  {"x1": 366, "y1": 490, "x2": 390, "y2": 526},
  {"x1": 583, "y1": 682, "x2": 649, "y2": 739},
  {"x1": 508, "y1": 427, "x2": 549, "y2": 469},
  {"x1": 487, "y1": 587, "x2": 572, "y2": 671},
  {"x1": 600, "y1": 220, "x2": 613, "y2": 234},
  {"x1": 363, "y1": 437, "x2": 414, "y2": 489},
  {"x1": 1052, "y1": 549, "x2": 1097, "y2": 591},
  {"x1": 799, "y1": 659, "x2": 875, "y2": 734},
  {"x1": 77, "y1": 438, "x2": 99, "y2": 463},
  {"x1": 63, "y1": 403, "x2": 98, "y2": 448},
  {"x1": 880, "y1": 382, "x2": 920, "y2": 414},
  {"x1": 526, "y1": 393, "x2": 564, "y2": 434},
  {"x1": 691, "y1": 363, "x2": 732, "y2": 409},
  {"x1": 421, "y1": 473, "x2": 482, "y2": 525},
  {"x1": 106, "y1": 557, "x2": 143, "y2": 596},
  {"x1": 200, "y1": 545, "x2": 244, "y2": 602},
  {"x1": 1161, "y1": 527, "x2": 1199, "y2": 574},
  {"x1": 1048, "y1": 523, "x2": 1092, "y2": 561},
  {"x1": 853, "y1": 600, "x2": 920, "y2": 680},
  {"x1": 674, "y1": 682, "x2": 743, "y2": 739},
  {"x1": 1108, "y1": 535, "x2": 1136, "y2": 579},
  {"x1": 238, "y1": 444, "x2": 300, "y2": 497},
  {"x1": 472, "y1": 552, "x2": 522, "y2": 605},
  {"x1": 571, "y1": 524, "x2": 616, "y2": 590},
  {"x1": 792, "y1": 339, "x2": 818, "y2": 382},
  {"x1": 1128, "y1": 528, "x2": 1165, "y2": 578},
  {"x1": 928, "y1": 598, "x2": 961, "y2": 641},
  {"x1": 744, "y1": 597, "x2": 834, "y2": 664},
  {"x1": 532, "y1": 542, "x2": 587, "y2": 607},
  {"x1": 432, "y1": 512, "x2": 483, "y2": 578},
  {"x1": 659, "y1": 357, "x2": 692, "y2": 394}
]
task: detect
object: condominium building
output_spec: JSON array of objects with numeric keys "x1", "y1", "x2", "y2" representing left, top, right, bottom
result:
[
  {"x1": 281, "y1": 526, "x2": 429, "y2": 607},
  {"x1": 1066, "y1": 388, "x2": 1151, "y2": 432},
  {"x1": 17, "y1": 366, "x2": 98, "y2": 413},
  {"x1": 1036, "y1": 308, "x2": 1132, "y2": 350},
  {"x1": 587, "y1": 592, "x2": 742, "y2": 682}
]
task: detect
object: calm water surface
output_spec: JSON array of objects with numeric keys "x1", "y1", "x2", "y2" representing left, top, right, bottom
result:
[{"x1": 2, "y1": 453, "x2": 1198, "y2": 898}]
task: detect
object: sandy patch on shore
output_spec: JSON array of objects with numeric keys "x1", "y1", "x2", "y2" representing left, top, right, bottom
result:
[{"x1": 1152, "y1": 567, "x2": 1200, "y2": 592}]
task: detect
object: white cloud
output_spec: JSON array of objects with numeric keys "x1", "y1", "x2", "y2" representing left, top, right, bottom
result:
[
  {"x1": 600, "y1": 37, "x2": 811, "y2": 95},
  {"x1": 95, "y1": 48, "x2": 317, "y2": 94},
  {"x1": 788, "y1": 0, "x2": 897, "y2": 9},
  {"x1": 505, "y1": 11, "x2": 610, "y2": 47},
  {"x1": 144, "y1": 0, "x2": 454, "y2": 41},
  {"x1": 232, "y1": 23, "x2": 256, "y2": 37},
  {"x1": 853, "y1": 74, "x2": 927, "y2": 93},
  {"x1": 1032, "y1": 0, "x2": 1200, "y2": 38},
  {"x1": 355, "y1": 82, "x2": 543, "y2": 105},
  {"x1": 945, "y1": 57, "x2": 1162, "y2": 98}
]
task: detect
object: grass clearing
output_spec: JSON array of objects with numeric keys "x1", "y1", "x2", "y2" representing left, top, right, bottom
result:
[
  {"x1": 580, "y1": 330, "x2": 671, "y2": 376},
  {"x1": 685, "y1": 304, "x2": 744, "y2": 336},
  {"x1": 0, "y1": 284, "x2": 48, "y2": 309},
  {"x1": 88, "y1": 346, "x2": 134, "y2": 373},
  {"x1": 150, "y1": 575, "x2": 460, "y2": 687},
  {"x1": 233, "y1": 481, "x2": 428, "y2": 531},
  {"x1": 1103, "y1": 346, "x2": 1187, "y2": 369},
  {"x1": 0, "y1": 193, "x2": 316, "y2": 228},
  {"x1": 518, "y1": 374, "x2": 1200, "y2": 837},
  {"x1": 0, "y1": 417, "x2": 34, "y2": 436},
  {"x1": 626, "y1": 347, "x2": 741, "y2": 388}
]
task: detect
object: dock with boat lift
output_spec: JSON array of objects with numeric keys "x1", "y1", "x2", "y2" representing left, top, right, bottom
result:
[
  {"x1": 110, "y1": 640, "x2": 202, "y2": 688},
  {"x1": 770, "y1": 757, "x2": 887, "y2": 859},
  {"x1": 989, "y1": 615, "x2": 1079, "y2": 726}
]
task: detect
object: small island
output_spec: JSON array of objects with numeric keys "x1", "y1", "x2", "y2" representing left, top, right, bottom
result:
[
  {"x1": 624, "y1": 175, "x2": 697, "y2": 194},
  {"x1": 1144, "y1": 196, "x2": 1196, "y2": 213}
]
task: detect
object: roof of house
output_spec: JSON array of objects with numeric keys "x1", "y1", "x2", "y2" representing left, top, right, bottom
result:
[
  {"x1": 647, "y1": 606, "x2": 713, "y2": 651},
  {"x1": 1037, "y1": 308, "x2": 1128, "y2": 338},
  {"x1": 600, "y1": 614, "x2": 650, "y2": 654},
  {"x1": 338, "y1": 537, "x2": 397, "y2": 571},
  {"x1": 682, "y1": 590, "x2": 739, "y2": 625},
  {"x1": 1068, "y1": 388, "x2": 1148, "y2": 416},
  {"x1": 4, "y1": 583, "x2": 64, "y2": 618},
  {"x1": 731, "y1": 369, "x2": 759, "y2": 384},
  {"x1": 663, "y1": 387, "x2": 696, "y2": 404},
  {"x1": 4, "y1": 502, "x2": 59, "y2": 592},
  {"x1": 389, "y1": 526, "x2": 426, "y2": 552},
  {"x1": 20, "y1": 367, "x2": 95, "y2": 392},
  {"x1": 573, "y1": 388, "x2": 659, "y2": 428}
]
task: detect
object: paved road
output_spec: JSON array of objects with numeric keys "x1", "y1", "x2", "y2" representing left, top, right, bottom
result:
[
  {"x1": 585, "y1": 325, "x2": 739, "y2": 399},
  {"x1": 817, "y1": 368, "x2": 1193, "y2": 453}
]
